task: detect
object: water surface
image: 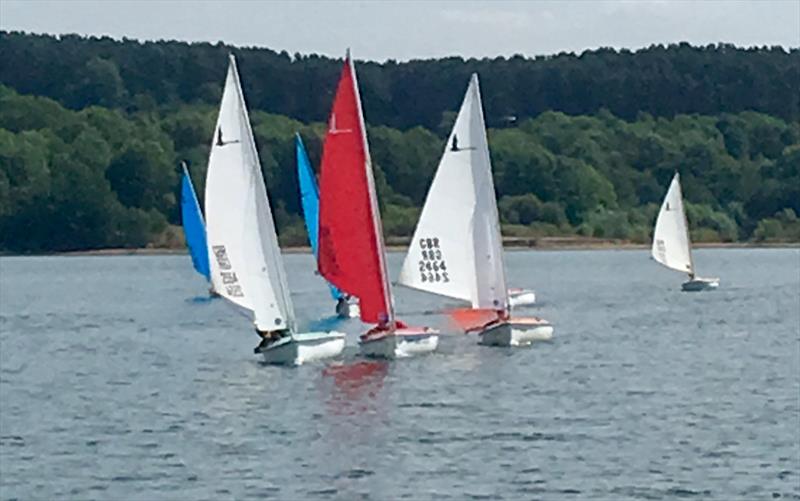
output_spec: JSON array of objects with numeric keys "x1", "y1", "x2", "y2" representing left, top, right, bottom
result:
[{"x1": 1, "y1": 249, "x2": 798, "y2": 499}]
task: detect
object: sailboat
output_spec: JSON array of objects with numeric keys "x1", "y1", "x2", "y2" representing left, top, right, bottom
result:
[
  {"x1": 180, "y1": 162, "x2": 213, "y2": 293},
  {"x1": 652, "y1": 172, "x2": 720, "y2": 292},
  {"x1": 295, "y1": 133, "x2": 360, "y2": 318},
  {"x1": 508, "y1": 288, "x2": 536, "y2": 307},
  {"x1": 204, "y1": 54, "x2": 345, "y2": 365},
  {"x1": 397, "y1": 74, "x2": 553, "y2": 346},
  {"x1": 317, "y1": 52, "x2": 439, "y2": 359}
]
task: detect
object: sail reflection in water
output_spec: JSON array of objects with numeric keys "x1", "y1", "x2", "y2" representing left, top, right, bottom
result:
[{"x1": 322, "y1": 361, "x2": 389, "y2": 417}]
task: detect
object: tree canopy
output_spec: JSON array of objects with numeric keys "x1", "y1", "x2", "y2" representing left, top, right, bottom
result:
[
  {"x1": 0, "y1": 32, "x2": 798, "y2": 252},
  {"x1": 2, "y1": 32, "x2": 798, "y2": 127}
]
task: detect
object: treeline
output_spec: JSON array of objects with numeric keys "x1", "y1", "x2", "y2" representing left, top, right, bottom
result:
[
  {"x1": 1, "y1": 83, "x2": 798, "y2": 252},
  {"x1": 1, "y1": 31, "x2": 798, "y2": 131}
]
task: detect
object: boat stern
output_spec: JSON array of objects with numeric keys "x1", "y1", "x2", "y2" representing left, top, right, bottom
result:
[
  {"x1": 681, "y1": 277, "x2": 720, "y2": 292},
  {"x1": 479, "y1": 317, "x2": 554, "y2": 347},
  {"x1": 260, "y1": 331, "x2": 345, "y2": 366},
  {"x1": 394, "y1": 327, "x2": 440, "y2": 357},
  {"x1": 359, "y1": 326, "x2": 439, "y2": 359},
  {"x1": 508, "y1": 288, "x2": 536, "y2": 307}
]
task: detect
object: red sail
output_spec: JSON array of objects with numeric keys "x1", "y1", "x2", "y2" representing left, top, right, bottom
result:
[{"x1": 317, "y1": 57, "x2": 392, "y2": 325}]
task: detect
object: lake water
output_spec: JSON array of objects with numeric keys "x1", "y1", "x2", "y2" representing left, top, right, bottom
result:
[{"x1": 1, "y1": 249, "x2": 798, "y2": 500}]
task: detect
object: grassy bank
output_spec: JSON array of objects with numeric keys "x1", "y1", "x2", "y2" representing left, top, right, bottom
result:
[{"x1": 2, "y1": 237, "x2": 792, "y2": 258}]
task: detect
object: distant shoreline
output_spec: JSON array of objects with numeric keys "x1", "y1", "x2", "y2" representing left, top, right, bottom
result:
[{"x1": 2, "y1": 238, "x2": 797, "y2": 257}]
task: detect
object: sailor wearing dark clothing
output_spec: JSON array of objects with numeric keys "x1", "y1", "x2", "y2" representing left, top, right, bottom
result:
[
  {"x1": 335, "y1": 295, "x2": 353, "y2": 317},
  {"x1": 253, "y1": 329, "x2": 286, "y2": 354}
]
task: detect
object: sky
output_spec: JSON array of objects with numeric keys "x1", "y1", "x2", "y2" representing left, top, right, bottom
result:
[{"x1": 1, "y1": 0, "x2": 798, "y2": 61}]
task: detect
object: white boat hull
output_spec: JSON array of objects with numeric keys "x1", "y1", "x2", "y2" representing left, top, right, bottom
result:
[
  {"x1": 479, "y1": 318, "x2": 553, "y2": 347},
  {"x1": 335, "y1": 299, "x2": 360, "y2": 319},
  {"x1": 681, "y1": 277, "x2": 720, "y2": 292},
  {"x1": 260, "y1": 331, "x2": 345, "y2": 366},
  {"x1": 359, "y1": 327, "x2": 439, "y2": 359},
  {"x1": 508, "y1": 288, "x2": 536, "y2": 307}
]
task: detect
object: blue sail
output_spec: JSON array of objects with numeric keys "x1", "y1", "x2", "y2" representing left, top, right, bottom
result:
[
  {"x1": 296, "y1": 134, "x2": 343, "y2": 300},
  {"x1": 180, "y1": 163, "x2": 211, "y2": 281}
]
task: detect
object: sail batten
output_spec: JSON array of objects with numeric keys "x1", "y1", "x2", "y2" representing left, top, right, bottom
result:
[
  {"x1": 204, "y1": 55, "x2": 295, "y2": 331},
  {"x1": 317, "y1": 54, "x2": 393, "y2": 325},
  {"x1": 652, "y1": 173, "x2": 694, "y2": 276},
  {"x1": 398, "y1": 74, "x2": 508, "y2": 310}
]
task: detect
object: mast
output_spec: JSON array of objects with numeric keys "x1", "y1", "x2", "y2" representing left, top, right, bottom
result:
[
  {"x1": 230, "y1": 54, "x2": 296, "y2": 331},
  {"x1": 675, "y1": 173, "x2": 695, "y2": 278},
  {"x1": 470, "y1": 74, "x2": 510, "y2": 313},
  {"x1": 651, "y1": 172, "x2": 693, "y2": 277},
  {"x1": 204, "y1": 57, "x2": 251, "y2": 311},
  {"x1": 316, "y1": 51, "x2": 393, "y2": 326},
  {"x1": 397, "y1": 74, "x2": 508, "y2": 312},
  {"x1": 348, "y1": 51, "x2": 395, "y2": 325},
  {"x1": 204, "y1": 54, "x2": 295, "y2": 331}
]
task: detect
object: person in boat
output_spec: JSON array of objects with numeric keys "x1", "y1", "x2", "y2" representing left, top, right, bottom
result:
[
  {"x1": 335, "y1": 295, "x2": 352, "y2": 317},
  {"x1": 253, "y1": 328, "x2": 287, "y2": 353},
  {"x1": 362, "y1": 315, "x2": 408, "y2": 339},
  {"x1": 464, "y1": 309, "x2": 510, "y2": 334}
]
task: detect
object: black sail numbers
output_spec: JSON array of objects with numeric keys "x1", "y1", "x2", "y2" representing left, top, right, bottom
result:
[
  {"x1": 212, "y1": 245, "x2": 244, "y2": 297},
  {"x1": 418, "y1": 237, "x2": 449, "y2": 284}
]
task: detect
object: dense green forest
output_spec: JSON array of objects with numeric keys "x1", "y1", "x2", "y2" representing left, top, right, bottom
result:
[
  {"x1": 0, "y1": 32, "x2": 798, "y2": 252},
  {"x1": 2, "y1": 32, "x2": 799, "y2": 127}
]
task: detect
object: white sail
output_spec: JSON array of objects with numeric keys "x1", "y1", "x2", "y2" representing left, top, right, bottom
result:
[
  {"x1": 204, "y1": 55, "x2": 295, "y2": 331},
  {"x1": 398, "y1": 74, "x2": 508, "y2": 310},
  {"x1": 652, "y1": 173, "x2": 694, "y2": 276}
]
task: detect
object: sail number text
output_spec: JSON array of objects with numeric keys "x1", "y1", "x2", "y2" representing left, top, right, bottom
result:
[
  {"x1": 418, "y1": 237, "x2": 450, "y2": 283},
  {"x1": 212, "y1": 245, "x2": 244, "y2": 297}
]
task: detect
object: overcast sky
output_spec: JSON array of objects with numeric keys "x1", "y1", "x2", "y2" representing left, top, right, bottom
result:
[{"x1": 1, "y1": 0, "x2": 798, "y2": 61}]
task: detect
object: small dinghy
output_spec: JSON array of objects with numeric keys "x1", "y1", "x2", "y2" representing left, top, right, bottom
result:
[
  {"x1": 296, "y1": 134, "x2": 360, "y2": 319},
  {"x1": 508, "y1": 287, "x2": 536, "y2": 307},
  {"x1": 652, "y1": 173, "x2": 720, "y2": 292},
  {"x1": 317, "y1": 52, "x2": 439, "y2": 359},
  {"x1": 397, "y1": 74, "x2": 553, "y2": 346},
  {"x1": 204, "y1": 55, "x2": 345, "y2": 365}
]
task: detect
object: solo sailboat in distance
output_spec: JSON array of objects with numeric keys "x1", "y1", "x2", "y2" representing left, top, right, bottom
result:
[
  {"x1": 652, "y1": 172, "x2": 720, "y2": 292},
  {"x1": 204, "y1": 55, "x2": 345, "y2": 365},
  {"x1": 317, "y1": 52, "x2": 439, "y2": 359},
  {"x1": 398, "y1": 74, "x2": 553, "y2": 346},
  {"x1": 180, "y1": 162, "x2": 213, "y2": 293},
  {"x1": 295, "y1": 134, "x2": 360, "y2": 318}
]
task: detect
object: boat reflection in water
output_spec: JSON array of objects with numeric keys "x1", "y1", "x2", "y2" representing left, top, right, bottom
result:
[{"x1": 322, "y1": 360, "x2": 389, "y2": 417}]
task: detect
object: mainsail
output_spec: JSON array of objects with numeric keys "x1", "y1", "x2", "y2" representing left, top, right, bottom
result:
[
  {"x1": 317, "y1": 54, "x2": 393, "y2": 325},
  {"x1": 180, "y1": 163, "x2": 210, "y2": 281},
  {"x1": 652, "y1": 172, "x2": 694, "y2": 276},
  {"x1": 204, "y1": 55, "x2": 295, "y2": 331},
  {"x1": 296, "y1": 134, "x2": 344, "y2": 301},
  {"x1": 398, "y1": 74, "x2": 508, "y2": 310}
]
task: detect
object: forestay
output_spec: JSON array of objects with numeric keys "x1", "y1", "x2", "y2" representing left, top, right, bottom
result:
[
  {"x1": 651, "y1": 172, "x2": 694, "y2": 275},
  {"x1": 398, "y1": 74, "x2": 508, "y2": 310},
  {"x1": 204, "y1": 55, "x2": 295, "y2": 331}
]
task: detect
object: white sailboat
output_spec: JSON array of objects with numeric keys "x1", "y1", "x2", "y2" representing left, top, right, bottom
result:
[
  {"x1": 204, "y1": 55, "x2": 345, "y2": 365},
  {"x1": 398, "y1": 74, "x2": 553, "y2": 346},
  {"x1": 652, "y1": 172, "x2": 720, "y2": 292}
]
